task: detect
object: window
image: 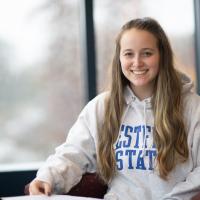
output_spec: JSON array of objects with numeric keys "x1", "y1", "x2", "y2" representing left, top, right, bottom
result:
[{"x1": 0, "y1": 0, "x2": 83, "y2": 164}]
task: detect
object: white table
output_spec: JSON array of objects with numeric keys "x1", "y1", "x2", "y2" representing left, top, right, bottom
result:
[{"x1": 1, "y1": 195, "x2": 102, "y2": 200}]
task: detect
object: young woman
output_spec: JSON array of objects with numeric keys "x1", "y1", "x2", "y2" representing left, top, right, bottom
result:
[{"x1": 29, "y1": 17, "x2": 200, "y2": 200}]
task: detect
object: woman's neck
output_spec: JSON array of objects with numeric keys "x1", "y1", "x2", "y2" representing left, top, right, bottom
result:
[{"x1": 130, "y1": 83, "x2": 154, "y2": 101}]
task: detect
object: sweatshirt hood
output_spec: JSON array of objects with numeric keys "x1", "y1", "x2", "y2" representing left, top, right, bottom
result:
[
  {"x1": 181, "y1": 73, "x2": 194, "y2": 94},
  {"x1": 124, "y1": 85, "x2": 152, "y2": 109}
]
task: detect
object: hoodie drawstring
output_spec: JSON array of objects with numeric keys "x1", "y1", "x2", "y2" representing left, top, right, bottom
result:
[{"x1": 141, "y1": 101, "x2": 147, "y2": 157}]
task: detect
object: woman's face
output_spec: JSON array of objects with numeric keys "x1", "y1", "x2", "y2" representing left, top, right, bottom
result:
[{"x1": 120, "y1": 28, "x2": 160, "y2": 99}]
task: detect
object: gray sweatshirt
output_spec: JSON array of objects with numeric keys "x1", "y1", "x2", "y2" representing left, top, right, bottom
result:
[{"x1": 36, "y1": 74, "x2": 200, "y2": 200}]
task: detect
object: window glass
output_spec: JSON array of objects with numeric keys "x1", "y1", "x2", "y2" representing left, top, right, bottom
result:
[
  {"x1": 0, "y1": 0, "x2": 83, "y2": 164},
  {"x1": 94, "y1": 0, "x2": 195, "y2": 91}
]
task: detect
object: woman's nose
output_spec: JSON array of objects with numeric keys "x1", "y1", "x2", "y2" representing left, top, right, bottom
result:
[{"x1": 132, "y1": 55, "x2": 143, "y2": 67}]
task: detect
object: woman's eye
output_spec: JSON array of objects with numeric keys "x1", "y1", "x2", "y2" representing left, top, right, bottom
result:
[
  {"x1": 143, "y1": 52, "x2": 152, "y2": 57},
  {"x1": 124, "y1": 52, "x2": 133, "y2": 56}
]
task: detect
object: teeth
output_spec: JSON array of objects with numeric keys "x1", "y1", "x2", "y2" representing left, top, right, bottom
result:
[{"x1": 132, "y1": 70, "x2": 147, "y2": 75}]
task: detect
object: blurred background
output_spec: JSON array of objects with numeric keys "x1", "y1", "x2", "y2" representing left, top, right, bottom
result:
[{"x1": 0, "y1": 0, "x2": 196, "y2": 166}]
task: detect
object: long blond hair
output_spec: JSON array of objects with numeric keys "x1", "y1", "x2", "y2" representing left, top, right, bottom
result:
[{"x1": 97, "y1": 17, "x2": 188, "y2": 183}]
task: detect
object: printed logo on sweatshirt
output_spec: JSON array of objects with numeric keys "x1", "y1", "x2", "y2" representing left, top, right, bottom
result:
[{"x1": 115, "y1": 124, "x2": 157, "y2": 171}]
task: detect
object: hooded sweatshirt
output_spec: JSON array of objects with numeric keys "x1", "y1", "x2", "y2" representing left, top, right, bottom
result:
[{"x1": 36, "y1": 74, "x2": 200, "y2": 200}]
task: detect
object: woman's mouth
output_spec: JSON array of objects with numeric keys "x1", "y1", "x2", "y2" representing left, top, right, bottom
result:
[{"x1": 131, "y1": 69, "x2": 148, "y2": 75}]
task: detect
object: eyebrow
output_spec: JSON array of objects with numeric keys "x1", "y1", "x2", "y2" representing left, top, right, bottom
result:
[
  {"x1": 121, "y1": 48, "x2": 156, "y2": 53},
  {"x1": 121, "y1": 49, "x2": 132, "y2": 52},
  {"x1": 141, "y1": 48, "x2": 155, "y2": 51}
]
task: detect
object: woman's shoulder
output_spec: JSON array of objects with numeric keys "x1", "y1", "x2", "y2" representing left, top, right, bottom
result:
[
  {"x1": 77, "y1": 91, "x2": 109, "y2": 133},
  {"x1": 183, "y1": 91, "x2": 200, "y2": 108},
  {"x1": 181, "y1": 74, "x2": 200, "y2": 110},
  {"x1": 183, "y1": 91, "x2": 200, "y2": 122},
  {"x1": 86, "y1": 91, "x2": 110, "y2": 108},
  {"x1": 80, "y1": 91, "x2": 110, "y2": 118}
]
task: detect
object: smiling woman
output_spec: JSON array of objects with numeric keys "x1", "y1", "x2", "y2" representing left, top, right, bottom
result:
[
  {"x1": 0, "y1": 0, "x2": 83, "y2": 164},
  {"x1": 28, "y1": 17, "x2": 200, "y2": 200}
]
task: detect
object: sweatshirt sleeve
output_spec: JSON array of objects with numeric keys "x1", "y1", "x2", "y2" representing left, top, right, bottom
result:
[
  {"x1": 35, "y1": 94, "x2": 105, "y2": 194},
  {"x1": 161, "y1": 94, "x2": 200, "y2": 200}
]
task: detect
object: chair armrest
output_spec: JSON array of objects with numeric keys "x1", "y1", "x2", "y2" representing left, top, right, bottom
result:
[
  {"x1": 67, "y1": 173, "x2": 107, "y2": 198},
  {"x1": 24, "y1": 173, "x2": 107, "y2": 199},
  {"x1": 191, "y1": 193, "x2": 200, "y2": 200}
]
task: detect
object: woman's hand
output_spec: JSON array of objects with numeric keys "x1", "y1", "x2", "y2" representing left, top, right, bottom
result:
[{"x1": 29, "y1": 179, "x2": 52, "y2": 195}]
